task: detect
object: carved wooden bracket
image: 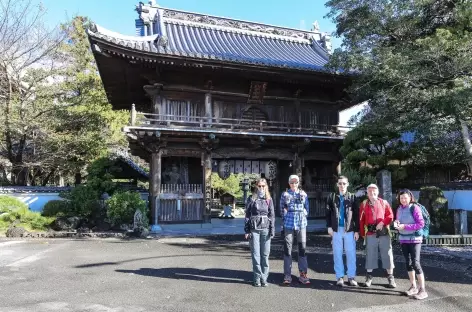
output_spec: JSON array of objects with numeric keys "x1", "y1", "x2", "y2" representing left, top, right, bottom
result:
[
  {"x1": 143, "y1": 83, "x2": 163, "y2": 96},
  {"x1": 138, "y1": 139, "x2": 167, "y2": 153},
  {"x1": 292, "y1": 138, "x2": 311, "y2": 155},
  {"x1": 204, "y1": 80, "x2": 213, "y2": 90},
  {"x1": 199, "y1": 136, "x2": 219, "y2": 152},
  {"x1": 248, "y1": 81, "x2": 268, "y2": 104}
]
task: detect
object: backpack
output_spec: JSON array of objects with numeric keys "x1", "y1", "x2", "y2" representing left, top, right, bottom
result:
[{"x1": 410, "y1": 203, "x2": 430, "y2": 239}]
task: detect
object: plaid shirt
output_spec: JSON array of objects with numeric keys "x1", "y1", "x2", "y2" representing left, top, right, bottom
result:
[{"x1": 280, "y1": 189, "x2": 309, "y2": 230}]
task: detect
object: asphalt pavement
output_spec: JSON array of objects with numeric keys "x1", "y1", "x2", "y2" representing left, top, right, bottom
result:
[{"x1": 0, "y1": 235, "x2": 471, "y2": 312}]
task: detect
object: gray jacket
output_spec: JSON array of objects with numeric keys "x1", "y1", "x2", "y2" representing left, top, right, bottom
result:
[{"x1": 244, "y1": 196, "x2": 275, "y2": 237}]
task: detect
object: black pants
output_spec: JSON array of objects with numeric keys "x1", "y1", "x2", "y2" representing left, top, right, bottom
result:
[{"x1": 401, "y1": 243, "x2": 422, "y2": 274}]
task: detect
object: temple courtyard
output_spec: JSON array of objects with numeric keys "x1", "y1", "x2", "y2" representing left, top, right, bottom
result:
[{"x1": 0, "y1": 236, "x2": 471, "y2": 312}]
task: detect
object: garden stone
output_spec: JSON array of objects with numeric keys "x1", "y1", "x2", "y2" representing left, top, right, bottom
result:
[
  {"x1": 67, "y1": 216, "x2": 82, "y2": 229},
  {"x1": 6, "y1": 226, "x2": 27, "y2": 238}
]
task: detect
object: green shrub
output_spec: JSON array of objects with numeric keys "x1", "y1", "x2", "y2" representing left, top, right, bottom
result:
[
  {"x1": 418, "y1": 186, "x2": 453, "y2": 234},
  {"x1": 0, "y1": 195, "x2": 54, "y2": 232},
  {"x1": 60, "y1": 185, "x2": 101, "y2": 218},
  {"x1": 106, "y1": 191, "x2": 148, "y2": 226},
  {"x1": 42, "y1": 200, "x2": 71, "y2": 217},
  {"x1": 0, "y1": 195, "x2": 28, "y2": 213}
]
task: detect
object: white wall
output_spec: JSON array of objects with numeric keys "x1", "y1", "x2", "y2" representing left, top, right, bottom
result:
[
  {"x1": 411, "y1": 190, "x2": 472, "y2": 211},
  {"x1": 3, "y1": 193, "x2": 63, "y2": 212}
]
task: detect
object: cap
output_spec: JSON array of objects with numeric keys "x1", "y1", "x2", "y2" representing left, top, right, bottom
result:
[
  {"x1": 288, "y1": 175, "x2": 300, "y2": 183},
  {"x1": 367, "y1": 184, "x2": 378, "y2": 189}
]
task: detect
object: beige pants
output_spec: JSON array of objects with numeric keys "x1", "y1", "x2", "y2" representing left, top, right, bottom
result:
[{"x1": 365, "y1": 235, "x2": 394, "y2": 270}]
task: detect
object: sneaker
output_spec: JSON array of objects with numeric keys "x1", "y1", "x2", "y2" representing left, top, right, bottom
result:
[
  {"x1": 387, "y1": 275, "x2": 397, "y2": 288},
  {"x1": 298, "y1": 272, "x2": 311, "y2": 285},
  {"x1": 413, "y1": 288, "x2": 428, "y2": 300},
  {"x1": 283, "y1": 275, "x2": 292, "y2": 285},
  {"x1": 348, "y1": 278, "x2": 358, "y2": 286},
  {"x1": 405, "y1": 285, "x2": 419, "y2": 296},
  {"x1": 261, "y1": 282, "x2": 269, "y2": 287},
  {"x1": 364, "y1": 274, "x2": 373, "y2": 287},
  {"x1": 336, "y1": 278, "x2": 344, "y2": 287},
  {"x1": 253, "y1": 281, "x2": 261, "y2": 287}
]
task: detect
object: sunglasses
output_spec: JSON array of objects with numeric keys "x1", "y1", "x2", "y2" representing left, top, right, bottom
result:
[
  {"x1": 257, "y1": 185, "x2": 267, "y2": 188},
  {"x1": 338, "y1": 182, "x2": 348, "y2": 185},
  {"x1": 289, "y1": 181, "x2": 299, "y2": 185}
]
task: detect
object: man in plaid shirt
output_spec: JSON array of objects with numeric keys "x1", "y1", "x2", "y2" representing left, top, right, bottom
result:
[{"x1": 280, "y1": 174, "x2": 310, "y2": 285}]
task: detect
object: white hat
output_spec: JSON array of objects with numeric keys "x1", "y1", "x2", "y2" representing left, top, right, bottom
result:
[
  {"x1": 367, "y1": 184, "x2": 378, "y2": 189},
  {"x1": 288, "y1": 175, "x2": 300, "y2": 183}
]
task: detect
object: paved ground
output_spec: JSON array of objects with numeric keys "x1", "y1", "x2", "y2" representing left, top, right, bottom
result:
[{"x1": 0, "y1": 235, "x2": 471, "y2": 312}]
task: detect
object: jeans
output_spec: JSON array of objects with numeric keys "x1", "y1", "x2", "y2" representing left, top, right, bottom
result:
[
  {"x1": 401, "y1": 243, "x2": 422, "y2": 274},
  {"x1": 283, "y1": 227, "x2": 307, "y2": 276},
  {"x1": 249, "y1": 229, "x2": 271, "y2": 283},
  {"x1": 332, "y1": 226, "x2": 357, "y2": 279}
]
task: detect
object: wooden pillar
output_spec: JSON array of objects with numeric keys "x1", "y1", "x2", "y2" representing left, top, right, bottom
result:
[
  {"x1": 295, "y1": 154, "x2": 302, "y2": 184},
  {"x1": 149, "y1": 149, "x2": 162, "y2": 232},
  {"x1": 202, "y1": 151, "x2": 212, "y2": 223},
  {"x1": 143, "y1": 83, "x2": 163, "y2": 124},
  {"x1": 204, "y1": 92, "x2": 212, "y2": 126}
]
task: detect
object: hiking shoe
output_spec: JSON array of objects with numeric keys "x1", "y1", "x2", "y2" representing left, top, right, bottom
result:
[
  {"x1": 282, "y1": 275, "x2": 292, "y2": 285},
  {"x1": 336, "y1": 278, "x2": 344, "y2": 287},
  {"x1": 405, "y1": 285, "x2": 419, "y2": 296},
  {"x1": 387, "y1": 275, "x2": 397, "y2": 288},
  {"x1": 364, "y1": 274, "x2": 373, "y2": 287},
  {"x1": 413, "y1": 288, "x2": 428, "y2": 300},
  {"x1": 298, "y1": 272, "x2": 311, "y2": 285},
  {"x1": 348, "y1": 278, "x2": 358, "y2": 287}
]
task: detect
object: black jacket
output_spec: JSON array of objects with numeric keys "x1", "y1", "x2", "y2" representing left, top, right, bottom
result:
[
  {"x1": 244, "y1": 196, "x2": 275, "y2": 237},
  {"x1": 326, "y1": 192, "x2": 359, "y2": 233}
]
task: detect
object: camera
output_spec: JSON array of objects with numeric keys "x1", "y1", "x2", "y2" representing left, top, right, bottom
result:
[{"x1": 367, "y1": 224, "x2": 377, "y2": 233}]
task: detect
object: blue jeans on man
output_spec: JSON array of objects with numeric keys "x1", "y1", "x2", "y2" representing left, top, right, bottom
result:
[{"x1": 332, "y1": 226, "x2": 357, "y2": 280}]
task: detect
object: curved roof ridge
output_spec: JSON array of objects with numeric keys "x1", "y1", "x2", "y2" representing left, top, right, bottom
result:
[
  {"x1": 89, "y1": 24, "x2": 158, "y2": 42},
  {"x1": 164, "y1": 18, "x2": 313, "y2": 44},
  {"x1": 162, "y1": 8, "x2": 319, "y2": 38}
]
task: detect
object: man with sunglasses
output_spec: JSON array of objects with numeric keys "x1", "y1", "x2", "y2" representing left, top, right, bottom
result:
[
  {"x1": 280, "y1": 174, "x2": 310, "y2": 285},
  {"x1": 326, "y1": 176, "x2": 359, "y2": 287}
]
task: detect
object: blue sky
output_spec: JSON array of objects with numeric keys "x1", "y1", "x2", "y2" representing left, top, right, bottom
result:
[{"x1": 37, "y1": 0, "x2": 342, "y2": 48}]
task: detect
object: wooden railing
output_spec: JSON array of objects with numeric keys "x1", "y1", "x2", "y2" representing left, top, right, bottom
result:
[
  {"x1": 159, "y1": 198, "x2": 204, "y2": 222},
  {"x1": 306, "y1": 191, "x2": 330, "y2": 218},
  {"x1": 130, "y1": 106, "x2": 348, "y2": 136},
  {"x1": 160, "y1": 184, "x2": 202, "y2": 194}
]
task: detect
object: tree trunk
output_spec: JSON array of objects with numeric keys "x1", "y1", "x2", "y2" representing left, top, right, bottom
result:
[
  {"x1": 11, "y1": 166, "x2": 29, "y2": 186},
  {"x1": 459, "y1": 119, "x2": 472, "y2": 176},
  {"x1": 74, "y1": 171, "x2": 82, "y2": 185},
  {"x1": 41, "y1": 169, "x2": 55, "y2": 186}
]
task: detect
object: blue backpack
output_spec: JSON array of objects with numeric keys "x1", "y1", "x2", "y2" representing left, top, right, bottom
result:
[{"x1": 410, "y1": 203, "x2": 430, "y2": 239}]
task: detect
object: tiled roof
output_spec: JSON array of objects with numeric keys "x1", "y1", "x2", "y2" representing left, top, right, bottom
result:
[{"x1": 87, "y1": 3, "x2": 332, "y2": 72}]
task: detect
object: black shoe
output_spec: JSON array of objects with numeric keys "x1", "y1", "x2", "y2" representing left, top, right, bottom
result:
[
  {"x1": 364, "y1": 274, "x2": 373, "y2": 287},
  {"x1": 261, "y1": 282, "x2": 268, "y2": 287},
  {"x1": 253, "y1": 282, "x2": 261, "y2": 287}
]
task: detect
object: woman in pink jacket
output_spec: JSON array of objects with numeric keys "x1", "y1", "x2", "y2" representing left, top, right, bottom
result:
[{"x1": 393, "y1": 189, "x2": 427, "y2": 300}]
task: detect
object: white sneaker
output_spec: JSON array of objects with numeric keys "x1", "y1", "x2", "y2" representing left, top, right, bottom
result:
[{"x1": 336, "y1": 278, "x2": 344, "y2": 287}]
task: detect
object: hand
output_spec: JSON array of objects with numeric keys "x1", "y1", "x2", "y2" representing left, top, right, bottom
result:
[
  {"x1": 376, "y1": 222, "x2": 384, "y2": 231},
  {"x1": 327, "y1": 227, "x2": 333, "y2": 237},
  {"x1": 270, "y1": 235, "x2": 275, "y2": 239},
  {"x1": 398, "y1": 224, "x2": 405, "y2": 230},
  {"x1": 283, "y1": 208, "x2": 288, "y2": 215},
  {"x1": 354, "y1": 232, "x2": 359, "y2": 241},
  {"x1": 245, "y1": 233, "x2": 251, "y2": 240}
]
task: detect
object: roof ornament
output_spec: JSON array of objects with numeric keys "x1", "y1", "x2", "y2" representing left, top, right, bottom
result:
[
  {"x1": 136, "y1": 1, "x2": 158, "y2": 24},
  {"x1": 320, "y1": 34, "x2": 332, "y2": 52},
  {"x1": 312, "y1": 21, "x2": 320, "y2": 32},
  {"x1": 155, "y1": 35, "x2": 168, "y2": 47}
]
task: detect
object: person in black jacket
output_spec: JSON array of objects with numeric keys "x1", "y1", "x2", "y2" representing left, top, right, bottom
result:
[
  {"x1": 244, "y1": 178, "x2": 275, "y2": 287},
  {"x1": 326, "y1": 175, "x2": 359, "y2": 287}
]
